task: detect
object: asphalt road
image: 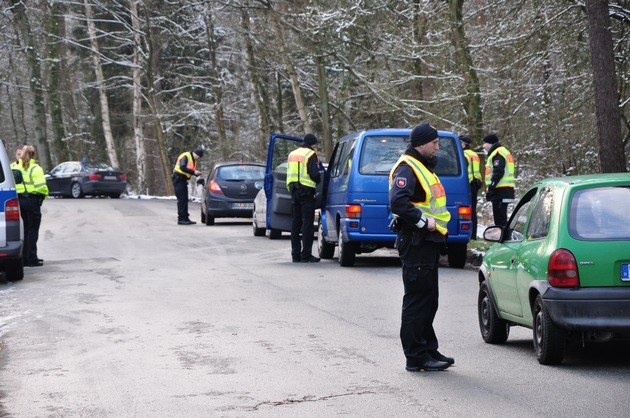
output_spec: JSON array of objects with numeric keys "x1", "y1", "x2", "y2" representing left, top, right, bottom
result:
[{"x1": 1, "y1": 198, "x2": 629, "y2": 417}]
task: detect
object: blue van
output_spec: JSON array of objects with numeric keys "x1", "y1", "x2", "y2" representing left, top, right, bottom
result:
[
  {"x1": 0, "y1": 141, "x2": 24, "y2": 281},
  {"x1": 317, "y1": 128, "x2": 472, "y2": 267}
]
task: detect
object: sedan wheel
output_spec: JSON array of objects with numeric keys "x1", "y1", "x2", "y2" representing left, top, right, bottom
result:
[
  {"x1": 533, "y1": 295, "x2": 566, "y2": 365},
  {"x1": 478, "y1": 281, "x2": 509, "y2": 344},
  {"x1": 317, "y1": 219, "x2": 335, "y2": 259},
  {"x1": 70, "y1": 182, "x2": 83, "y2": 198}
]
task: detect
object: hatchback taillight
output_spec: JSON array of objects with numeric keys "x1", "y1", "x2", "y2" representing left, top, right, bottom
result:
[
  {"x1": 548, "y1": 249, "x2": 580, "y2": 287},
  {"x1": 209, "y1": 180, "x2": 223, "y2": 194},
  {"x1": 89, "y1": 173, "x2": 102, "y2": 180},
  {"x1": 346, "y1": 204, "x2": 361, "y2": 219},
  {"x1": 5, "y1": 197, "x2": 20, "y2": 221}
]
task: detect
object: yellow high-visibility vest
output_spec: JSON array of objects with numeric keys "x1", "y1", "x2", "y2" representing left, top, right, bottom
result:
[
  {"x1": 173, "y1": 152, "x2": 196, "y2": 179},
  {"x1": 389, "y1": 155, "x2": 451, "y2": 236},
  {"x1": 463, "y1": 149, "x2": 482, "y2": 183},
  {"x1": 286, "y1": 147, "x2": 317, "y2": 189},
  {"x1": 20, "y1": 163, "x2": 49, "y2": 197},
  {"x1": 485, "y1": 146, "x2": 515, "y2": 188}
]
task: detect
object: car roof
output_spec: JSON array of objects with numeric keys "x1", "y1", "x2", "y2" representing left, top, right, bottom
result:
[
  {"x1": 338, "y1": 128, "x2": 458, "y2": 142},
  {"x1": 531, "y1": 173, "x2": 630, "y2": 189},
  {"x1": 212, "y1": 161, "x2": 264, "y2": 168}
]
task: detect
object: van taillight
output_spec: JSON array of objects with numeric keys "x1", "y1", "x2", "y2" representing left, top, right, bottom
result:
[
  {"x1": 5, "y1": 198, "x2": 20, "y2": 221},
  {"x1": 548, "y1": 249, "x2": 580, "y2": 287},
  {"x1": 458, "y1": 206, "x2": 472, "y2": 220},
  {"x1": 346, "y1": 204, "x2": 362, "y2": 219}
]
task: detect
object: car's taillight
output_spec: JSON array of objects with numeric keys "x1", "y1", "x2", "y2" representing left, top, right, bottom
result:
[
  {"x1": 346, "y1": 204, "x2": 361, "y2": 219},
  {"x1": 458, "y1": 206, "x2": 472, "y2": 220},
  {"x1": 5, "y1": 197, "x2": 20, "y2": 221},
  {"x1": 548, "y1": 249, "x2": 580, "y2": 287},
  {"x1": 89, "y1": 173, "x2": 102, "y2": 180},
  {"x1": 209, "y1": 180, "x2": 223, "y2": 194},
  {"x1": 118, "y1": 174, "x2": 126, "y2": 181}
]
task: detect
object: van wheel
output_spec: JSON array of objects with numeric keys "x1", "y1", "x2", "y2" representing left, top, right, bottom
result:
[
  {"x1": 5, "y1": 258, "x2": 24, "y2": 281},
  {"x1": 447, "y1": 243, "x2": 467, "y2": 268},
  {"x1": 318, "y1": 220, "x2": 335, "y2": 259},
  {"x1": 268, "y1": 229, "x2": 282, "y2": 239},
  {"x1": 533, "y1": 295, "x2": 566, "y2": 365},
  {"x1": 70, "y1": 182, "x2": 83, "y2": 198},
  {"x1": 338, "y1": 233, "x2": 355, "y2": 267}
]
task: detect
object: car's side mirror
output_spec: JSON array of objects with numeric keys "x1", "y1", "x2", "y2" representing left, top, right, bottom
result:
[
  {"x1": 12, "y1": 169, "x2": 23, "y2": 184},
  {"x1": 483, "y1": 225, "x2": 504, "y2": 242}
]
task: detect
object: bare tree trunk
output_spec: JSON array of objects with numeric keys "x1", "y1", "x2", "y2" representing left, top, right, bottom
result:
[
  {"x1": 84, "y1": 0, "x2": 120, "y2": 169},
  {"x1": 448, "y1": 0, "x2": 483, "y2": 140},
  {"x1": 316, "y1": 56, "x2": 332, "y2": 161},
  {"x1": 205, "y1": 11, "x2": 229, "y2": 160},
  {"x1": 268, "y1": 7, "x2": 312, "y2": 134},
  {"x1": 240, "y1": 4, "x2": 271, "y2": 154},
  {"x1": 130, "y1": 0, "x2": 147, "y2": 194},
  {"x1": 584, "y1": 0, "x2": 626, "y2": 172},
  {"x1": 9, "y1": 0, "x2": 51, "y2": 169}
]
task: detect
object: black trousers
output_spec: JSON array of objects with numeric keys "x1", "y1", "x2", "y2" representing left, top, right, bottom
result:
[
  {"x1": 396, "y1": 228, "x2": 440, "y2": 362},
  {"x1": 173, "y1": 174, "x2": 190, "y2": 221},
  {"x1": 491, "y1": 199, "x2": 509, "y2": 227},
  {"x1": 19, "y1": 195, "x2": 42, "y2": 264},
  {"x1": 290, "y1": 187, "x2": 316, "y2": 261},
  {"x1": 470, "y1": 182, "x2": 479, "y2": 238}
]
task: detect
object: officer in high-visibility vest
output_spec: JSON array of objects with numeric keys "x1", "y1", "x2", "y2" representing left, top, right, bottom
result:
[
  {"x1": 389, "y1": 123, "x2": 454, "y2": 372},
  {"x1": 286, "y1": 133, "x2": 321, "y2": 263},
  {"x1": 482, "y1": 133, "x2": 515, "y2": 227},
  {"x1": 461, "y1": 136, "x2": 483, "y2": 239},
  {"x1": 18, "y1": 146, "x2": 49, "y2": 267},
  {"x1": 172, "y1": 148, "x2": 204, "y2": 225}
]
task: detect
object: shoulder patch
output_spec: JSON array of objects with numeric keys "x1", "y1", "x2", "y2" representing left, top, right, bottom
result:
[
  {"x1": 493, "y1": 160, "x2": 500, "y2": 167},
  {"x1": 396, "y1": 177, "x2": 407, "y2": 188}
]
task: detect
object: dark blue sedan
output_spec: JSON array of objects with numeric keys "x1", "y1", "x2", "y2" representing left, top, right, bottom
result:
[{"x1": 46, "y1": 161, "x2": 127, "y2": 198}]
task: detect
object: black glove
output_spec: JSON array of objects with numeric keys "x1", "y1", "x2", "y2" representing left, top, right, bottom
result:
[{"x1": 388, "y1": 217, "x2": 401, "y2": 233}]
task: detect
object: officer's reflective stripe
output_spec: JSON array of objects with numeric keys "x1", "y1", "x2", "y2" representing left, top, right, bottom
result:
[
  {"x1": 286, "y1": 147, "x2": 316, "y2": 189},
  {"x1": 485, "y1": 146, "x2": 515, "y2": 188},
  {"x1": 21, "y1": 164, "x2": 49, "y2": 197},
  {"x1": 389, "y1": 155, "x2": 451, "y2": 236},
  {"x1": 173, "y1": 152, "x2": 196, "y2": 178},
  {"x1": 464, "y1": 149, "x2": 482, "y2": 183}
]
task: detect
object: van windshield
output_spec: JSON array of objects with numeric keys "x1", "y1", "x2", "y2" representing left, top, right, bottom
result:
[{"x1": 358, "y1": 135, "x2": 461, "y2": 176}]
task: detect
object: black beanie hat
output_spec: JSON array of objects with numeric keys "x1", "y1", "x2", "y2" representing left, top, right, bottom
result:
[
  {"x1": 194, "y1": 148, "x2": 204, "y2": 157},
  {"x1": 483, "y1": 134, "x2": 499, "y2": 144},
  {"x1": 460, "y1": 135, "x2": 472, "y2": 145},
  {"x1": 410, "y1": 123, "x2": 438, "y2": 147},
  {"x1": 303, "y1": 133, "x2": 318, "y2": 146}
]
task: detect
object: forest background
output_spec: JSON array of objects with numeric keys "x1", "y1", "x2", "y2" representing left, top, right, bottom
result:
[{"x1": 0, "y1": 0, "x2": 628, "y2": 197}]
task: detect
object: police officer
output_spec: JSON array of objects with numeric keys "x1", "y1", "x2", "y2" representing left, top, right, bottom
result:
[
  {"x1": 173, "y1": 148, "x2": 204, "y2": 225},
  {"x1": 389, "y1": 123, "x2": 454, "y2": 372},
  {"x1": 18, "y1": 146, "x2": 48, "y2": 267},
  {"x1": 461, "y1": 136, "x2": 483, "y2": 239},
  {"x1": 286, "y1": 133, "x2": 321, "y2": 263},
  {"x1": 482, "y1": 133, "x2": 515, "y2": 227}
]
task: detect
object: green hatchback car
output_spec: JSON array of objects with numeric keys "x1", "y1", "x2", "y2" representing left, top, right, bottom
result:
[{"x1": 478, "y1": 173, "x2": 630, "y2": 365}]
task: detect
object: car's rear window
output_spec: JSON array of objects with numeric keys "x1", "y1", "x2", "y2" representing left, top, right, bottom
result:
[
  {"x1": 217, "y1": 165, "x2": 265, "y2": 180},
  {"x1": 358, "y1": 135, "x2": 461, "y2": 176},
  {"x1": 568, "y1": 186, "x2": 630, "y2": 240},
  {"x1": 84, "y1": 162, "x2": 115, "y2": 171}
]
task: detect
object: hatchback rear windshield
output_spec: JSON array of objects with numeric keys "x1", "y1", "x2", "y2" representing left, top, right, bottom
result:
[
  {"x1": 568, "y1": 186, "x2": 630, "y2": 240},
  {"x1": 359, "y1": 135, "x2": 461, "y2": 176},
  {"x1": 217, "y1": 165, "x2": 265, "y2": 180}
]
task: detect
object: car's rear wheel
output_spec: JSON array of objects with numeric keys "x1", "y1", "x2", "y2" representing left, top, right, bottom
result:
[
  {"x1": 533, "y1": 295, "x2": 566, "y2": 365},
  {"x1": 205, "y1": 212, "x2": 215, "y2": 226},
  {"x1": 108, "y1": 193, "x2": 121, "y2": 199},
  {"x1": 338, "y1": 232, "x2": 355, "y2": 267},
  {"x1": 478, "y1": 281, "x2": 509, "y2": 344},
  {"x1": 252, "y1": 206, "x2": 265, "y2": 236},
  {"x1": 200, "y1": 208, "x2": 206, "y2": 223},
  {"x1": 70, "y1": 182, "x2": 83, "y2": 198},
  {"x1": 317, "y1": 220, "x2": 335, "y2": 259},
  {"x1": 447, "y1": 243, "x2": 467, "y2": 269},
  {"x1": 5, "y1": 258, "x2": 24, "y2": 281},
  {"x1": 268, "y1": 229, "x2": 282, "y2": 239}
]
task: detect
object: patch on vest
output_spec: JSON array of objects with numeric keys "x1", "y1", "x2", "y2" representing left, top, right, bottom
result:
[
  {"x1": 395, "y1": 177, "x2": 407, "y2": 188},
  {"x1": 493, "y1": 160, "x2": 500, "y2": 167}
]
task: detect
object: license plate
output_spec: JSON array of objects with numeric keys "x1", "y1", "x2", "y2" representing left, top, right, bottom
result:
[
  {"x1": 232, "y1": 203, "x2": 253, "y2": 209},
  {"x1": 622, "y1": 263, "x2": 629, "y2": 281},
  {"x1": 104, "y1": 176, "x2": 117, "y2": 180}
]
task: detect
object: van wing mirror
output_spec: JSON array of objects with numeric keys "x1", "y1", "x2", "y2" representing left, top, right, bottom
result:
[{"x1": 12, "y1": 169, "x2": 23, "y2": 184}]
